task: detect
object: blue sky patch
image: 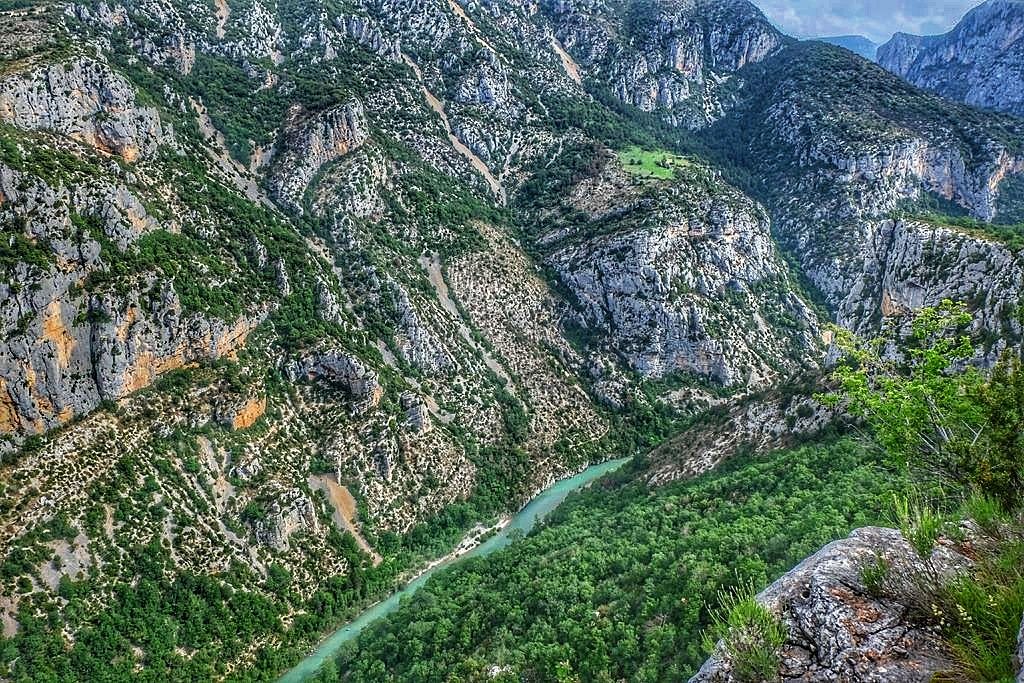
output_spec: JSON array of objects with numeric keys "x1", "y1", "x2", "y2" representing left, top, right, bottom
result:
[{"x1": 755, "y1": 0, "x2": 978, "y2": 43}]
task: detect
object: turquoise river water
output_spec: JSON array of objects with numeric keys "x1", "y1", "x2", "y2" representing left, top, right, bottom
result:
[{"x1": 278, "y1": 456, "x2": 631, "y2": 682}]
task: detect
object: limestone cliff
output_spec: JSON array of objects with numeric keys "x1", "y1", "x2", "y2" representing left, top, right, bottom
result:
[
  {"x1": 0, "y1": 57, "x2": 168, "y2": 161},
  {"x1": 534, "y1": 147, "x2": 819, "y2": 389},
  {"x1": 3, "y1": 0, "x2": 1024, "y2": 678},
  {"x1": 707, "y1": 41, "x2": 1024, "y2": 356},
  {"x1": 540, "y1": 0, "x2": 788, "y2": 127},
  {"x1": 268, "y1": 99, "x2": 370, "y2": 213},
  {"x1": 878, "y1": 0, "x2": 1024, "y2": 118}
]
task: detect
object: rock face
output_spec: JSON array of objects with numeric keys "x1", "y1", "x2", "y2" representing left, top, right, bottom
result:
[
  {"x1": 1016, "y1": 615, "x2": 1024, "y2": 682},
  {"x1": 218, "y1": 394, "x2": 268, "y2": 431},
  {"x1": 878, "y1": 0, "x2": 1024, "y2": 117},
  {"x1": 253, "y1": 489, "x2": 320, "y2": 551},
  {"x1": 714, "y1": 40, "x2": 1024, "y2": 351},
  {"x1": 0, "y1": 157, "x2": 265, "y2": 434},
  {"x1": 691, "y1": 527, "x2": 971, "y2": 683},
  {"x1": 542, "y1": 154, "x2": 818, "y2": 386},
  {"x1": 269, "y1": 100, "x2": 369, "y2": 212},
  {"x1": 540, "y1": 0, "x2": 788, "y2": 127},
  {"x1": 0, "y1": 57, "x2": 168, "y2": 162},
  {"x1": 401, "y1": 391, "x2": 431, "y2": 434},
  {"x1": 287, "y1": 349, "x2": 383, "y2": 414},
  {"x1": 0, "y1": 280, "x2": 261, "y2": 435},
  {"x1": 835, "y1": 220, "x2": 1024, "y2": 361}
]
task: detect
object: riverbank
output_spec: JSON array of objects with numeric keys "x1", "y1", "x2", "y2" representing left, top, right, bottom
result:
[
  {"x1": 278, "y1": 457, "x2": 631, "y2": 682},
  {"x1": 412, "y1": 517, "x2": 511, "y2": 580}
]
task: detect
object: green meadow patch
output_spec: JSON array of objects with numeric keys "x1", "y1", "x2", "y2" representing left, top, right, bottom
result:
[{"x1": 618, "y1": 146, "x2": 691, "y2": 180}]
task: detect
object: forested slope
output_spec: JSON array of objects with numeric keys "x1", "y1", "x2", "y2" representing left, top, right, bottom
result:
[
  {"x1": 1, "y1": 0, "x2": 1024, "y2": 680},
  {"x1": 330, "y1": 439, "x2": 898, "y2": 681}
]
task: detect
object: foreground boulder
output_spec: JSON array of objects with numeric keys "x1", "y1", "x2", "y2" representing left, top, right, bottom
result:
[{"x1": 691, "y1": 527, "x2": 972, "y2": 682}]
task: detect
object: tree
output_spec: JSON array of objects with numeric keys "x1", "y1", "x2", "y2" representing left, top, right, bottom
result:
[
  {"x1": 828, "y1": 300, "x2": 1024, "y2": 508},
  {"x1": 972, "y1": 355, "x2": 1024, "y2": 506}
]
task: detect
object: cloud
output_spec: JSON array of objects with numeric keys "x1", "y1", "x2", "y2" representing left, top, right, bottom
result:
[{"x1": 753, "y1": 0, "x2": 980, "y2": 43}]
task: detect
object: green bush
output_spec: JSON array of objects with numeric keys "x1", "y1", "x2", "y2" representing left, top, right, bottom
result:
[
  {"x1": 890, "y1": 490, "x2": 944, "y2": 560},
  {"x1": 830, "y1": 303, "x2": 1024, "y2": 677},
  {"x1": 702, "y1": 578, "x2": 787, "y2": 683},
  {"x1": 961, "y1": 493, "x2": 1006, "y2": 537},
  {"x1": 829, "y1": 302, "x2": 1024, "y2": 509},
  {"x1": 940, "y1": 540, "x2": 1024, "y2": 681},
  {"x1": 860, "y1": 554, "x2": 891, "y2": 598}
]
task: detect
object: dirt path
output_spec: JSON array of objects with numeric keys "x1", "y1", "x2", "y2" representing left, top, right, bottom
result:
[
  {"x1": 308, "y1": 475, "x2": 382, "y2": 566},
  {"x1": 403, "y1": 56, "x2": 507, "y2": 204},
  {"x1": 0, "y1": 596, "x2": 17, "y2": 638},
  {"x1": 549, "y1": 36, "x2": 582, "y2": 85},
  {"x1": 214, "y1": 0, "x2": 230, "y2": 39},
  {"x1": 419, "y1": 252, "x2": 514, "y2": 388},
  {"x1": 446, "y1": 0, "x2": 499, "y2": 54}
]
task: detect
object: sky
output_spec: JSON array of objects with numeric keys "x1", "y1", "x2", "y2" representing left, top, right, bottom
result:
[{"x1": 754, "y1": 0, "x2": 981, "y2": 43}]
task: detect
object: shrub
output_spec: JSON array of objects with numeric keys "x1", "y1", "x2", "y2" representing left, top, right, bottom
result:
[
  {"x1": 972, "y1": 356, "x2": 1024, "y2": 509},
  {"x1": 939, "y1": 540, "x2": 1024, "y2": 681},
  {"x1": 702, "y1": 578, "x2": 787, "y2": 683},
  {"x1": 860, "y1": 554, "x2": 891, "y2": 598},
  {"x1": 890, "y1": 490, "x2": 944, "y2": 560},
  {"x1": 961, "y1": 493, "x2": 1006, "y2": 538},
  {"x1": 829, "y1": 302, "x2": 1024, "y2": 510}
]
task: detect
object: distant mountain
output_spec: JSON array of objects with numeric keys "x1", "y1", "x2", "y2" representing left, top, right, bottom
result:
[
  {"x1": 878, "y1": 0, "x2": 1024, "y2": 117},
  {"x1": 817, "y1": 35, "x2": 878, "y2": 60}
]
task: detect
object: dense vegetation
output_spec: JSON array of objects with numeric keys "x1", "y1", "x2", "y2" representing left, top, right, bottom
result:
[
  {"x1": 830, "y1": 301, "x2": 1024, "y2": 509},
  {"x1": 0, "y1": 360, "x2": 692, "y2": 683},
  {"x1": 824, "y1": 303, "x2": 1024, "y2": 680},
  {"x1": 322, "y1": 437, "x2": 898, "y2": 681},
  {"x1": 313, "y1": 303, "x2": 1024, "y2": 683},
  {"x1": 5, "y1": 1, "x2": 1024, "y2": 680}
]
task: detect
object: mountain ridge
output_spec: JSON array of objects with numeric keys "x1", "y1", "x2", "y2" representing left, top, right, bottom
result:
[
  {"x1": 1, "y1": 0, "x2": 1024, "y2": 679},
  {"x1": 817, "y1": 34, "x2": 878, "y2": 60},
  {"x1": 878, "y1": 0, "x2": 1024, "y2": 117}
]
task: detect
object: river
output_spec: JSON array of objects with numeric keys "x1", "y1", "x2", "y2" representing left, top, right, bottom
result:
[{"x1": 278, "y1": 457, "x2": 632, "y2": 682}]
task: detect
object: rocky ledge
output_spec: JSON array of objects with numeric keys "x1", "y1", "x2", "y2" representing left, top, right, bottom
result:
[{"x1": 691, "y1": 527, "x2": 974, "y2": 682}]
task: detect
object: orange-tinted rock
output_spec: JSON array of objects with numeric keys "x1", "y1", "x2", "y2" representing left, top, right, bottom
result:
[
  {"x1": 230, "y1": 396, "x2": 267, "y2": 431},
  {"x1": 41, "y1": 300, "x2": 76, "y2": 368}
]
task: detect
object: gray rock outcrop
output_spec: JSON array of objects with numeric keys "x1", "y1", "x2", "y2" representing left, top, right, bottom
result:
[
  {"x1": 0, "y1": 160, "x2": 263, "y2": 435},
  {"x1": 1017, "y1": 614, "x2": 1024, "y2": 683},
  {"x1": 287, "y1": 348, "x2": 383, "y2": 413},
  {"x1": 692, "y1": 527, "x2": 971, "y2": 682},
  {"x1": 253, "y1": 489, "x2": 320, "y2": 551},
  {"x1": 269, "y1": 99, "x2": 369, "y2": 212},
  {"x1": 0, "y1": 57, "x2": 168, "y2": 161},
  {"x1": 543, "y1": 152, "x2": 819, "y2": 388},
  {"x1": 834, "y1": 219, "x2": 1024, "y2": 363},
  {"x1": 541, "y1": 0, "x2": 787, "y2": 127},
  {"x1": 878, "y1": 0, "x2": 1024, "y2": 117}
]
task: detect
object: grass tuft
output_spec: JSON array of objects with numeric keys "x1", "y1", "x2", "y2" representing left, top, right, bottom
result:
[{"x1": 702, "y1": 577, "x2": 787, "y2": 683}]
